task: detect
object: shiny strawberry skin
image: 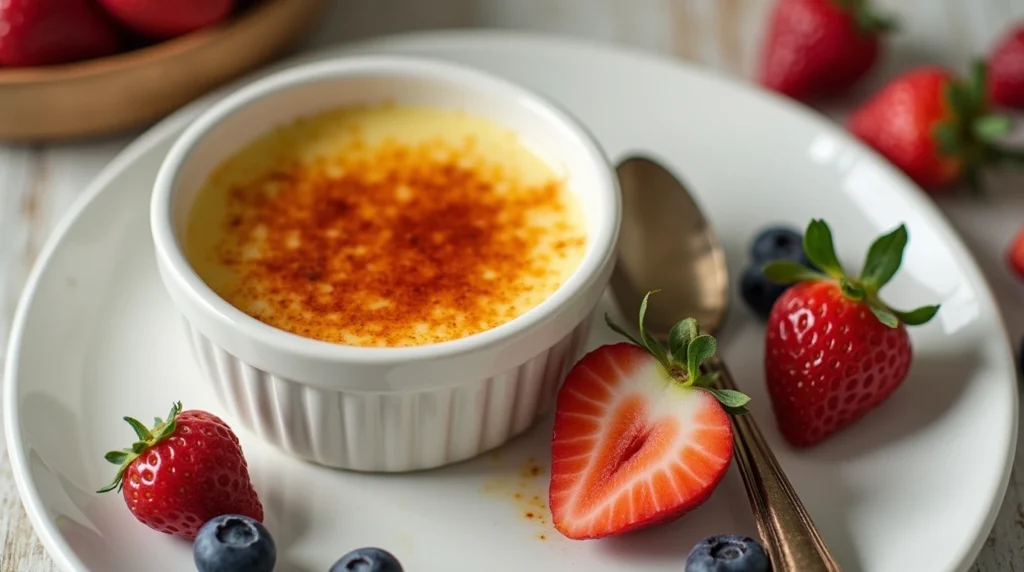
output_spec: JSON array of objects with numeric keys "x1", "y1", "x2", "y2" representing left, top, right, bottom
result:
[
  {"x1": 0, "y1": 0, "x2": 121, "y2": 67},
  {"x1": 765, "y1": 281, "x2": 912, "y2": 447},
  {"x1": 988, "y1": 26, "x2": 1024, "y2": 109},
  {"x1": 758, "y1": 0, "x2": 882, "y2": 101},
  {"x1": 97, "y1": 0, "x2": 235, "y2": 39},
  {"x1": 848, "y1": 67, "x2": 965, "y2": 191},
  {"x1": 120, "y1": 410, "x2": 263, "y2": 540},
  {"x1": 1008, "y1": 226, "x2": 1024, "y2": 280},
  {"x1": 549, "y1": 343, "x2": 734, "y2": 540}
]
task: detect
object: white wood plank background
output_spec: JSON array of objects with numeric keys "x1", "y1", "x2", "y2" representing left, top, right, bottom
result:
[{"x1": 2, "y1": 0, "x2": 1024, "y2": 569}]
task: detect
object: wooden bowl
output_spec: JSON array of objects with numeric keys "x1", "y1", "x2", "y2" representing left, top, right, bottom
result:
[{"x1": 0, "y1": 0, "x2": 327, "y2": 142}]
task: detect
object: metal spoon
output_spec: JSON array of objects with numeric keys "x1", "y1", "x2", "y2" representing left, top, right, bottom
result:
[{"x1": 610, "y1": 155, "x2": 842, "y2": 572}]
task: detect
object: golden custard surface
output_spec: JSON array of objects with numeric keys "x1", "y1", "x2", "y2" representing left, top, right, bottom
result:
[{"x1": 186, "y1": 106, "x2": 588, "y2": 347}]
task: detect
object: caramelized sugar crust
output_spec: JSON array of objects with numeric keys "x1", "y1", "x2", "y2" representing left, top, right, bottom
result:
[{"x1": 194, "y1": 111, "x2": 587, "y2": 347}]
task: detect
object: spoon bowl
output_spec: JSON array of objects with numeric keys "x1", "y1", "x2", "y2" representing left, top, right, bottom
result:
[{"x1": 611, "y1": 156, "x2": 729, "y2": 337}]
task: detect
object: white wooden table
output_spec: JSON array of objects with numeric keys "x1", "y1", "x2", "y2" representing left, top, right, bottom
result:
[{"x1": 2, "y1": 1, "x2": 1023, "y2": 570}]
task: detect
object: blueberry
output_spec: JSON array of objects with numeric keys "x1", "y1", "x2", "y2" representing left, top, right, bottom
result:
[
  {"x1": 740, "y1": 265, "x2": 788, "y2": 320},
  {"x1": 751, "y1": 226, "x2": 806, "y2": 265},
  {"x1": 193, "y1": 515, "x2": 276, "y2": 572},
  {"x1": 685, "y1": 534, "x2": 771, "y2": 572},
  {"x1": 330, "y1": 547, "x2": 404, "y2": 572}
]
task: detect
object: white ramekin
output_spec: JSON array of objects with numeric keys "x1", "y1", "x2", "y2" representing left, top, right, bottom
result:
[{"x1": 150, "y1": 55, "x2": 620, "y2": 472}]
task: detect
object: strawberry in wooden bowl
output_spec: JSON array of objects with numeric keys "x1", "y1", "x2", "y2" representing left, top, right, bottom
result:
[
  {"x1": 0, "y1": 0, "x2": 326, "y2": 141},
  {"x1": 97, "y1": 0, "x2": 236, "y2": 40}
]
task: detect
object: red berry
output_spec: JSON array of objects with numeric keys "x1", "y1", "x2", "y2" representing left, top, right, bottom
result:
[
  {"x1": 98, "y1": 402, "x2": 263, "y2": 540},
  {"x1": 97, "y1": 0, "x2": 236, "y2": 40},
  {"x1": 766, "y1": 281, "x2": 912, "y2": 446},
  {"x1": 549, "y1": 297, "x2": 746, "y2": 539},
  {"x1": 848, "y1": 67, "x2": 964, "y2": 191},
  {"x1": 0, "y1": 0, "x2": 121, "y2": 67},
  {"x1": 1008, "y1": 226, "x2": 1024, "y2": 280},
  {"x1": 762, "y1": 220, "x2": 939, "y2": 447},
  {"x1": 848, "y1": 64, "x2": 1023, "y2": 193},
  {"x1": 988, "y1": 25, "x2": 1024, "y2": 109},
  {"x1": 758, "y1": 0, "x2": 895, "y2": 101}
]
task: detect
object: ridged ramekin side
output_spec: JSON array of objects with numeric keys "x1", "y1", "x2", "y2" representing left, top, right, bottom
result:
[{"x1": 182, "y1": 315, "x2": 592, "y2": 472}]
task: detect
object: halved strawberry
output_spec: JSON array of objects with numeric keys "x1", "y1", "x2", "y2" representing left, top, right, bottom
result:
[{"x1": 549, "y1": 293, "x2": 749, "y2": 540}]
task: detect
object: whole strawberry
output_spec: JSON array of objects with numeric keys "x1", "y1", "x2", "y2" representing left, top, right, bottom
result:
[
  {"x1": 98, "y1": 402, "x2": 263, "y2": 540},
  {"x1": 549, "y1": 293, "x2": 749, "y2": 539},
  {"x1": 987, "y1": 24, "x2": 1024, "y2": 109},
  {"x1": 758, "y1": 0, "x2": 897, "y2": 101},
  {"x1": 97, "y1": 0, "x2": 236, "y2": 40},
  {"x1": 849, "y1": 63, "x2": 1023, "y2": 193},
  {"x1": 762, "y1": 220, "x2": 940, "y2": 447},
  {"x1": 0, "y1": 0, "x2": 121, "y2": 67},
  {"x1": 1008, "y1": 225, "x2": 1024, "y2": 281}
]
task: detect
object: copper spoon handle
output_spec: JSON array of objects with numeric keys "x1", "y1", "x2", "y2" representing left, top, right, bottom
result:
[{"x1": 707, "y1": 355, "x2": 842, "y2": 572}]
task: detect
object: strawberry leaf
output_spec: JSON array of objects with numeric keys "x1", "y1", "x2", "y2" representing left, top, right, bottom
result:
[
  {"x1": 973, "y1": 115, "x2": 1013, "y2": 142},
  {"x1": 165, "y1": 402, "x2": 182, "y2": 423},
  {"x1": 685, "y1": 335, "x2": 717, "y2": 383},
  {"x1": 854, "y1": 9, "x2": 898, "y2": 33},
  {"x1": 104, "y1": 451, "x2": 129, "y2": 465},
  {"x1": 934, "y1": 122, "x2": 962, "y2": 155},
  {"x1": 605, "y1": 313, "x2": 643, "y2": 348},
  {"x1": 803, "y1": 219, "x2": 844, "y2": 278},
  {"x1": 954, "y1": 83, "x2": 976, "y2": 113},
  {"x1": 669, "y1": 318, "x2": 698, "y2": 364},
  {"x1": 969, "y1": 59, "x2": 988, "y2": 111},
  {"x1": 123, "y1": 417, "x2": 153, "y2": 442},
  {"x1": 156, "y1": 419, "x2": 178, "y2": 441},
  {"x1": 605, "y1": 292, "x2": 670, "y2": 369},
  {"x1": 892, "y1": 304, "x2": 940, "y2": 326},
  {"x1": 704, "y1": 387, "x2": 751, "y2": 415},
  {"x1": 96, "y1": 466, "x2": 129, "y2": 494},
  {"x1": 690, "y1": 370, "x2": 722, "y2": 390},
  {"x1": 840, "y1": 278, "x2": 866, "y2": 301},
  {"x1": 836, "y1": 0, "x2": 899, "y2": 34},
  {"x1": 98, "y1": 402, "x2": 184, "y2": 495},
  {"x1": 868, "y1": 302, "x2": 899, "y2": 328},
  {"x1": 638, "y1": 291, "x2": 669, "y2": 367},
  {"x1": 937, "y1": 60, "x2": 1024, "y2": 193},
  {"x1": 946, "y1": 82, "x2": 974, "y2": 118},
  {"x1": 763, "y1": 260, "x2": 827, "y2": 285},
  {"x1": 786, "y1": 218, "x2": 940, "y2": 330},
  {"x1": 859, "y1": 224, "x2": 907, "y2": 291}
]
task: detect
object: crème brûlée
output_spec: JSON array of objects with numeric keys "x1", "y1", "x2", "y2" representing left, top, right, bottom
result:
[{"x1": 184, "y1": 105, "x2": 589, "y2": 348}]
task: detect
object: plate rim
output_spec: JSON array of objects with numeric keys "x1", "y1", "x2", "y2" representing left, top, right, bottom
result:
[{"x1": 4, "y1": 28, "x2": 1018, "y2": 572}]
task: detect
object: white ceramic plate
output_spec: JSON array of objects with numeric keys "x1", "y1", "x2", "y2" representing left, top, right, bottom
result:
[{"x1": 5, "y1": 31, "x2": 1018, "y2": 572}]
